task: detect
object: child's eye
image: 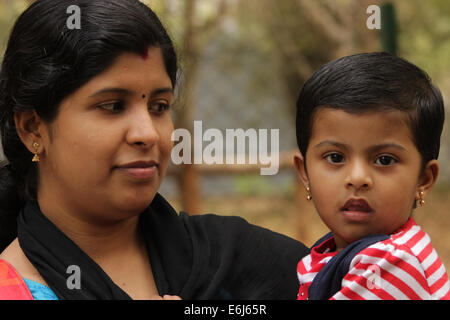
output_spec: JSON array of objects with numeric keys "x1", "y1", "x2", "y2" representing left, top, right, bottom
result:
[
  {"x1": 375, "y1": 155, "x2": 397, "y2": 166},
  {"x1": 98, "y1": 101, "x2": 124, "y2": 112},
  {"x1": 325, "y1": 153, "x2": 345, "y2": 164},
  {"x1": 149, "y1": 102, "x2": 170, "y2": 115}
]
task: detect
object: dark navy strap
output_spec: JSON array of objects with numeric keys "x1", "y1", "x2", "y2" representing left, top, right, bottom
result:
[
  {"x1": 311, "y1": 232, "x2": 334, "y2": 249},
  {"x1": 308, "y1": 233, "x2": 389, "y2": 300}
]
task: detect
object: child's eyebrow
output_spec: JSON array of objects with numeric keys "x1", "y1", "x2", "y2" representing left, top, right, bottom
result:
[
  {"x1": 368, "y1": 143, "x2": 406, "y2": 153},
  {"x1": 314, "y1": 140, "x2": 349, "y2": 151},
  {"x1": 314, "y1": 140, "x2": 406, "y2": 152}
]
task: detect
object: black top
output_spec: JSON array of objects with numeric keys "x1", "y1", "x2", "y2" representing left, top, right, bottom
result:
[{"x1": 18, "y1": 193, "x2": 309, "y2": 300}]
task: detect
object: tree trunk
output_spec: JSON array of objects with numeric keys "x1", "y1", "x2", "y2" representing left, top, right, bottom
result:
[{"x1": 175, "y1": 0, "x2": 202, "y2": 214}]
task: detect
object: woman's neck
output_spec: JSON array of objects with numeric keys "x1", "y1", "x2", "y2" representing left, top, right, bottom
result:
[{"x1": 36, "y1": 193, "x2": 145, "y2": 263}]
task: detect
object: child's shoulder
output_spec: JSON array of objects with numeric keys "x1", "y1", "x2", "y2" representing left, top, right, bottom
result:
[
  {"x1": 362, "y1": 217, "x2": 429, "y2": 262},
  {"x1": 353, "y1": 217, "x2": 449, "y2": 295},
  {"x1": 355, "y1": 218, "x2": 431, "y2": 265},
  {"x1": 344, "y1": 218, "x2": 450, "y2": 299}
]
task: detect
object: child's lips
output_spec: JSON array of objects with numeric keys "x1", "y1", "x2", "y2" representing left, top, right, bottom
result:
[{"x1": 340, "y1": 198, "x2": 373, "y2": 222}]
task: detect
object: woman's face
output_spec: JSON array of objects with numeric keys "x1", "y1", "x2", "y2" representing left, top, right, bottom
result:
[
  {"x1": 294, "y1": 108, "x2": 438, "y2": 250},
  {"x1": 37, "y1": 47, "x2": 174, "y2": 222}
]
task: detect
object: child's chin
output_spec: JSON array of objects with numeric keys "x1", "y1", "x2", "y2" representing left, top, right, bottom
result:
[{"x1": 338, "y1": 228, "x2": 378, "y2": 244}]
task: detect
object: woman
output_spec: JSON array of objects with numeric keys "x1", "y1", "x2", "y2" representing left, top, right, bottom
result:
[{"x1": 0, "y1": 0, "x2": 308, "y2": 300}]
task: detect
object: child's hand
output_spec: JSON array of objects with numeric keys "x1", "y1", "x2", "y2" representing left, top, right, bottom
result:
[
  {"x1": 162, "y1": 295, "x2": 182, "y2": 300},
  {"x1": 150, "y1": 294, "x2": 182, "y2": 300}
]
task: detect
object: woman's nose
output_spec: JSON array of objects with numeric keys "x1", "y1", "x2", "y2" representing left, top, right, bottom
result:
[
  {"x1": 126, "y1": 107, "x2": 160, "y2": 147},
  {"x1": 344, "y1": 159, "x2": 373, "y2": 190}
]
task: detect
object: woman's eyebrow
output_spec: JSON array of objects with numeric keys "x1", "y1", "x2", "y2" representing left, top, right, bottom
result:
[
  {"x1": 150, "y1": 87, "x2": 174, "y2": 97},
  {"x1": 89, "y1": 87, "x2": 173, "y2": 98},
  {"x1": 89, "y1": 87, "x2": 131, "y2": 98}
]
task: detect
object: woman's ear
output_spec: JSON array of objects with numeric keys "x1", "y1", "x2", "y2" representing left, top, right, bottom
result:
[
  {"x1": 13, "y1": 110, "x2": 43, "y2": 154},
  {"x1": 293, "y1": 151, "x2": 309, "y2": 188},
  {"x1": 416, "y1": 159, "x2": 439, "y2": 199}
]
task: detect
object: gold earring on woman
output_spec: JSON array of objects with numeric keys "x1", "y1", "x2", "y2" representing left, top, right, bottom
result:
[
  {"x1": 32, "y1": 142, "x2": 40, "y2": 162},
  {"x1": 418, "y1": 190, "x2": 425, "y2": 207},
  {"x1": 306, "y1": 186, "x2": 312, "y2": 201}
]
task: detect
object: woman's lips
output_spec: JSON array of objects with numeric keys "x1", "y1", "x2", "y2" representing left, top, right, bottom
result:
[
  {"x1": 340, "y1": 198, "x2": 373, "y2": 222},
  {"x1": 117, "y1": 166, "x2": 157, "y2": 180},
  {"x1": 115, "y1": 161, "x2": 159, "y2": 180}
]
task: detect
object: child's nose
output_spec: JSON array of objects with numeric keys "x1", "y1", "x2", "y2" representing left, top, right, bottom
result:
[{"x1": 344, "y1": 160, "x2": 373, "y2": 191}]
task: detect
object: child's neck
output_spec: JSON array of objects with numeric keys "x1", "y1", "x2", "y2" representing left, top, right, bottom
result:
[{"x1": 333, "y1": 234, "x2": 349, "y2": 252}]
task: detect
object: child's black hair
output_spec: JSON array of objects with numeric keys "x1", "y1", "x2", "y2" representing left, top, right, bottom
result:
[{"x1": 296, "y1": 52, "x2": 445, "y2": 172}]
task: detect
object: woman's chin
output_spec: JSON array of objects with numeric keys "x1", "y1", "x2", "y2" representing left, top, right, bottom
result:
[{"x1": 116, "y1": 190, "x2": 158, "y2": 213}]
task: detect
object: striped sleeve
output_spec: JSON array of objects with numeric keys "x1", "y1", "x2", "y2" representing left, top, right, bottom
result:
[{"x1": 331, "y1": 242, "x2": 434, "y2": 300}]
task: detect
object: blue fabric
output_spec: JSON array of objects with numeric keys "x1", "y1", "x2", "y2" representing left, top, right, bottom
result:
[{"x1": 23, "y1": 278, "x2": 59, "y2": 300}]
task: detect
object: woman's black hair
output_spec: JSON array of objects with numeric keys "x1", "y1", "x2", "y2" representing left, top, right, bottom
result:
[
  {"x1": 296, "y1": 52, "x2": 445, "y2": 173},
  {"x1": 0, "y1": 0, "x2": 178, "y2": 251}
]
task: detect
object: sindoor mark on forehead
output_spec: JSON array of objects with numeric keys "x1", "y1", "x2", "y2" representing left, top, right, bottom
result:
[{"x1": 142, "y1": 49, "x2": 149, "y2": 61}]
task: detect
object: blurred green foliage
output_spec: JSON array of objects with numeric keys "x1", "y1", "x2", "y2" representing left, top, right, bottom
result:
[
  {"x1": 1, "y1": 0, "x2": 449, "y2": 187},
  {"x1": 0, "y1": 0, "x2": 29, "y2": 60},
  {"x1": 397, "y1": 0, "x2": 450, "y2": 80},
  {"x1": 234, "y1": 174, "x2": 294, "y2": 196},
  {"x1": 1, "y1": 0, "x2": 449, "y2": 85}
]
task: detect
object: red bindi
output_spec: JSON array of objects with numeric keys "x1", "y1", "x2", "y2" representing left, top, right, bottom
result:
[{"x1": 142, "y1": 49, "x2": 149, "y2": 60}]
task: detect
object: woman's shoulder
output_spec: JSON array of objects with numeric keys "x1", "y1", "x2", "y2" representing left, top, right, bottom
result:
[
  {"x1": 0, "y1": 252, "x2": 34, "y2": 299},
  {"x1": 151, "y1": 193, "x2": 309, "y2": 258},
  {"x1": 0, "y1": 238, "x2": 48, "y2": 290},
  {"x1": 180, "y1": 212, "x2": 309, "y2": 256},
  {"x1": 180, "y1": 211, "x2": 250, "y2": 231},
  {"x1": 181, "y1": 211, "x2": 266, "y2": 236},
  {"x1": 0, "y1": 238, "x2": 24, "y2": 272},
  {"x1": 0, "y1": 257, "x2": 57, "y2": 300},
  {"x1": 180, "y1": 212, "x2": 309, "y2": 299}
]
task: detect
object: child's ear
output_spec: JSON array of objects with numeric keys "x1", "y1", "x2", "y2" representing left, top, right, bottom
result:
[
  {"x1": 293, "y1": 151, "x2": 309, "y2": 188},
  {"x1": 417, "y1": 159, "x2": 439, "y2": 197}
]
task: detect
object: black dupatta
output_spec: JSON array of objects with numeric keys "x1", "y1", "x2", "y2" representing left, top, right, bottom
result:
[{"x1": 17, "y1": 193, "x2": 308, "y2": 299}]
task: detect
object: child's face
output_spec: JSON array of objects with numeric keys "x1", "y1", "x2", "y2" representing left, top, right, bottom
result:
[{"x1": 294, "y1": 108, "x2": 438, "y2": 250}]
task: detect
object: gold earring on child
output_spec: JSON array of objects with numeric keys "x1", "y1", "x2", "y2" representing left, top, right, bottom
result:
[
  {"x1": 306, "y1": 186, "x2": 312, "y2": 201},
  {"x1": 418, "y1": 191, "x2": 425, "y2": 207},
  {"x1": 32, "y1": 142, "x2": 40, "y2": 162}
]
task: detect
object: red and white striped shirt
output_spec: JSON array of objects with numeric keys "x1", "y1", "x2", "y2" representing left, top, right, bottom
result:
[{"x1": 297, "y1": 217, "x2": 450, "y2": 300}]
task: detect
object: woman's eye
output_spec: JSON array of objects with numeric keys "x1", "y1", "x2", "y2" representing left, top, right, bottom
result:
[
  {"x1": 325, "y1": 153, "x2": 345, "y2": 164},
  {"x1": 375, "y1": 155, "x2": 397, "y2": 166},
  {"x1": 98, "y1": 101, "x2": 124, "y2": 112},
  {"x1": 149, "y1": 102, "x2": 170, "y2": 114}
]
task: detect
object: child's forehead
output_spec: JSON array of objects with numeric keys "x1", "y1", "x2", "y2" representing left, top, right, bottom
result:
[{"x1": 310, "y1": 107, "x2": 414, "y2": 142}]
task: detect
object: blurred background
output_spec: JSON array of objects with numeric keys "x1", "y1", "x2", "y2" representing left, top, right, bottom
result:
[{"x1": 1, "y1": 0, "x2": 449, "y2": 269}]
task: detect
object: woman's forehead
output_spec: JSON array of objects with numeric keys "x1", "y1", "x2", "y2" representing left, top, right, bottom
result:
[{"x1": 73, "y1": 47, "x2": 171, "y2": 96}]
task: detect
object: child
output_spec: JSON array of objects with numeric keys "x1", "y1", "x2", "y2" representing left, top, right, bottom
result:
[{"x1": 294, "y1": 52, "x2": 450, "y2": 300}]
